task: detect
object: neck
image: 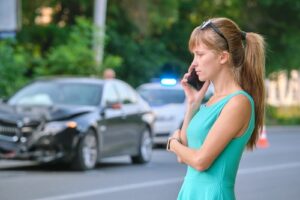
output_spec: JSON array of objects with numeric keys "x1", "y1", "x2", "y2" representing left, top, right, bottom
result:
[{"x1": 211, "y1": 66, "x2": 241, "y2": 96}]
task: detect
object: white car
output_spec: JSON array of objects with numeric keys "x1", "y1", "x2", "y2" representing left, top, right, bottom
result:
[{"x1": 137, "y1": 79, "x2": 213, "y2": 145}]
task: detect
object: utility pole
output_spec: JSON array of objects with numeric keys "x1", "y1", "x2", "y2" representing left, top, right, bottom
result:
[
  {"x1": 93, "y1": 0, "x2": 107, "y2": 66},
  {"x1": 0, "y1": 0, "x2": 21, "y2": 39}
]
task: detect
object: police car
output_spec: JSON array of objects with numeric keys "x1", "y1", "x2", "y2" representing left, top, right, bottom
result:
[{"x1": 137, "y1": 78, "x2": 213, "y2": 145}]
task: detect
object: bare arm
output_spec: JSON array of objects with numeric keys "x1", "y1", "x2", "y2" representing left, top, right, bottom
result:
[
  {"x1": 170, "y1": 94, "x2": 251, "y2": 171},
  {"x1": 179, "y1": 105, "x2": 200, "y2": 146},
  {"x1": 179, "y1": 71, "x2": 210, "y2": 145}
]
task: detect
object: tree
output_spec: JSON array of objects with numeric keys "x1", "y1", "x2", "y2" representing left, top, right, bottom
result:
[
  {"x1": 6, "y1": 0, "x2": 300, "y2": 92},
  {"x1": 0, "y1": 40, "x2": 29, "y2": 97}
]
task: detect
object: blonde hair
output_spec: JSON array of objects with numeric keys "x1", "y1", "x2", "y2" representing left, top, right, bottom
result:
[{"x1": 189, "y1": 17, "x2": 266, "y2": 150}]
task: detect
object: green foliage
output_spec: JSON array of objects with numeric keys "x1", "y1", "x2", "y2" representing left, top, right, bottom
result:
[
  {"x1": 148, "y1": 0, "x2": 179, "y2": 34},
  {"x1": 3, "y1": 0, "x2": 299, "y2": 96},
  {"x1": 266, "y1": 105, "x2": 300, "y2": 125},
  {"x1": 17, "y1": 24, "x2": 69, "y2": 53},
  {"x1": 0, "y1": 40, "x2": 29, "y2": 97},
  {"x1": 249, "y1": 0, "x2": 300, "y2": 73},
  {"x1": 35, "y1": 17, "x2": 100, "y2": 76},
  {"x1": 106, "y1": 30, "x2": 172, "y2": 86},
  {"x1": 102, "y1": 55, "x2": 123, "y2": 73},
  {"x1": 105, "y1": 1, "x2": 178, "y2": 86}
]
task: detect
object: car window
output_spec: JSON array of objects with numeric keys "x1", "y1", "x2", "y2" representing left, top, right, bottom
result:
[
  {"x1": 114, "y1": 81, "x2": 138, "y2": 104},
  {"x1": 8, "y1": 82, "x2": 102, "y2": 106},
  {"x1": 102, "y1": 83, "x2": 119, "y2": 106},
  {"x1": 138, "y1": 88, "x2": 185, "y2": 107},
  {"x1": 62, "y1": 84, "x2": 102, "y2": 106}
]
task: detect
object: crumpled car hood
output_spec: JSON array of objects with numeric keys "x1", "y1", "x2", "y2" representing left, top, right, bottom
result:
[{"x1": 0, "y1": 103, "x2": 96, "y2": 125}]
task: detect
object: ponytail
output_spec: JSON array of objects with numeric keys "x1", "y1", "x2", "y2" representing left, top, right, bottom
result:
[
  {"x1": 189, "y1": 17, "x2": 266, "y2": 150},
  {"x1": 241, "y1": 33, "x2": 266, "y2": 150}
]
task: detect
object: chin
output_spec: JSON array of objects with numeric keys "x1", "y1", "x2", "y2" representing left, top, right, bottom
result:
[
  {"x1": 198, "y1": 77, "x2": 206, "y2": 82},
  {"x1": 198, "y1": 74, "x2": 210, "y2": 82}
]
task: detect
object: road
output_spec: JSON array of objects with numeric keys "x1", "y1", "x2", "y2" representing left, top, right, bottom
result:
[{"x1": 0, "y1": 126, "x2": 299, "y2": 200}]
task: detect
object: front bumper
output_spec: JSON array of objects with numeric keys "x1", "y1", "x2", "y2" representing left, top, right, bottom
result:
[
  {"x1": 0, "y1": 129, "x2": 79, "y2": 163},
  {"x1": 0, "y1": 145, "x2": 64, "y2": 163}
]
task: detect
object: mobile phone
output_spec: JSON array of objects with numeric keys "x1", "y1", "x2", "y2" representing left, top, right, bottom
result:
[{"x1": 187, "y1": 68, "x2": 205, "y2": 90}]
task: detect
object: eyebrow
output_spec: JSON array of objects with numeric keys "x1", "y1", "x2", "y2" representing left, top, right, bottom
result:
[{"x1": 194, "y1": 50, "x2": 205, "y2": 54}]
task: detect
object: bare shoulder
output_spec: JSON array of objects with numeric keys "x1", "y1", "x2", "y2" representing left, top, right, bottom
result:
[
  {"x1": 221, "y1": 93, "x2": 251, "y2": 125},
  {"x1": 225, "y1": 94, "x2": 251, "y2": 111},
  {"x1": 198, "y1": 93, "x2": 252, "y2": 167}
]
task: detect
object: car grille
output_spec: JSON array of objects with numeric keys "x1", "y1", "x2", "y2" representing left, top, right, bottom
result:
[
  {"x1": 0, "y1": 124, "x2": 37, "y2": 142},
  {"x1": 0, "y1": 125, "x2": 19, "y2": 142},
  {"x1": 0, "y1": 125, "x2": 18, "y2": 136}
]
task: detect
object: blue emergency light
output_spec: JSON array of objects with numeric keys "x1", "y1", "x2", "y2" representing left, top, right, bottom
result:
[{"x1": 160, "y1": 78, "x2": 177, "y2": 86}]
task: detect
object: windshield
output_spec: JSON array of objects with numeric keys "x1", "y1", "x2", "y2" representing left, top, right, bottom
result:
[
  {"x1": 8, "y1": 81, "x2": 103, "y2": 106},
  {"x1": 138, "y1": 88, "x2": 185, "y2": 106}
]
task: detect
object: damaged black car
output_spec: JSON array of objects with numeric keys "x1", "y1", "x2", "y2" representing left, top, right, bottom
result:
[{"x1": 0, "y1": 77, "x2": 154, "y2": 170}]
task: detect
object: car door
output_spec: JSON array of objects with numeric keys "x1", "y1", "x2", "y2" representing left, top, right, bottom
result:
[
  {"x1": 99, "y1": 81, "x2": 124, "y2": 157},
  {"x1": 114, "y1": 81, "x2": 142, "y2": 154}
]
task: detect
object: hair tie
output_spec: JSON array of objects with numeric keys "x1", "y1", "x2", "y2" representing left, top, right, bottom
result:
[{"x1": 241, "y1": 31, "x2": 247, "y2": 40}]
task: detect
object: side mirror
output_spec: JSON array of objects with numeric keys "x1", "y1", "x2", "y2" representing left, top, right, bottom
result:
[
  {"x1": 100, "y1": 101, "x2": 122, "y2": 118},
  {"x1": 106, "y1": 101, "x2": 122, "y2": 110}
]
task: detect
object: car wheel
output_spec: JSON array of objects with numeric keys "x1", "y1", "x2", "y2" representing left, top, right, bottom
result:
[
  {"x1": 71, "y1": 129, "x2": 98, "y2": 170},
  {"x1": 131, "y1": 128, "x2": 152, "y2": 164}
]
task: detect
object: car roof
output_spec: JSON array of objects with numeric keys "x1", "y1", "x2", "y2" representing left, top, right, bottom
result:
[
  {"x1": 34, "y1": 76, "x2": 105, "y2": 84},
  {"x1": 32, "y1": 77, "x2": 130, "y2": 86},
  {"x1": 138, "y1": 82, "x2": 183, "y2": 90}
]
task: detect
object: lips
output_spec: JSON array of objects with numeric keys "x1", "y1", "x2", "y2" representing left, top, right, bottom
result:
[{"x1": 195, "y1": 70, "x2": 201, "y2": 75}]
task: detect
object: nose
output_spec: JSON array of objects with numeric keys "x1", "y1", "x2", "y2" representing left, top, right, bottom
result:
[
  {"x1": 190, "y1": 63, "x2": 197, "y2": 71},
  {"x1": 191, "y1": 58, "x2": 198, "y2": 67}
]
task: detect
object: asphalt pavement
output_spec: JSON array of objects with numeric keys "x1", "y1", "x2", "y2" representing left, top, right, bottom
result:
[{"x1": 0, "y1": 126, "x2": 299, "y2": 200}]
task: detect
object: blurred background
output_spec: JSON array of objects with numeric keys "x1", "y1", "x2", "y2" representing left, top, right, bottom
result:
[
  {"x1": 0, "y1": 0, "x2": 300, "y2": 126},
  {"x1": 1, "y1": 0, "x2": 300, "y2": 125}
]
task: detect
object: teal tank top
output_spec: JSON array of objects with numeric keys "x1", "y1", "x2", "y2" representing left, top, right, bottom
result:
[{"x1": 177, "y1": 90, "x2": 255, "y2": 200}]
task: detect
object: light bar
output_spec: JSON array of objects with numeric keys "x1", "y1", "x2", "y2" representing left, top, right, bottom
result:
[{"x1": 160, "y1": 78, "x2": 177, "y2": 86}]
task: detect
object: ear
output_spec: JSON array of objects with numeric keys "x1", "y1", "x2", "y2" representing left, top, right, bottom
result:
[{"x1": 219, "y1": 51, "x2": 230, "y2": 65}]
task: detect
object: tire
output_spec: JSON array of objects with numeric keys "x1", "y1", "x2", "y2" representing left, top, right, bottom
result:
[
  {"x1": 71, "y1": 129, "x2": 98, "y2": 170},
  {"x1": 131, "y1": 128, "x2": 152, "y2": 164}
]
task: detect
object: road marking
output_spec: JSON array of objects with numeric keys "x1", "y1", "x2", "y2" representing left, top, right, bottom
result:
[
  {"x1": 238, "y1": 162, "x2": 300, "y2": 175},
  {"x1": 34, "y1": 162, "x2": 300, "y2": 200},
  {"x1": 34, "y1": 177, "x2": 182, "y2": 200}
]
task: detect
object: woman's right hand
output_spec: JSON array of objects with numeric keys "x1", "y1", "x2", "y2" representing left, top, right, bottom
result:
[{"x1": 181, "y1": 65, "x2": 210, "y2": 110}]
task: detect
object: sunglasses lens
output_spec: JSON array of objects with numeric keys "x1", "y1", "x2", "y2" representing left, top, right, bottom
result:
[
  {"x1": 199, "y1": 20, "x2": 229, "y2": 50},
  {"x1": 200, "y1": 20, "x2": 211, "y2": 29}
]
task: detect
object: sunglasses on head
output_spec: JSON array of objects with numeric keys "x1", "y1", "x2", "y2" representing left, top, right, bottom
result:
[{"x1": 200, "y1": 20, "x2": 229, "y2": 50}]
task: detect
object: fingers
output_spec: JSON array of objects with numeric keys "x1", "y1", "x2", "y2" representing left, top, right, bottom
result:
[
  {"x1": 183, "y1": 73, "x2": 190, "y2": 81},
  {"x1": 172, "y1": 129, "x2": 180, "y2": 137},
  {"x1": 177, "y1": 156, "x2": 183, "y2": 163},
  {"x1": 202, "y1": 81, "x2": 210, "y2": 91},
  {"x1": 197, "y1": 81, "x2": 210, "y2": 96},
  {"x1": 181, "y1": 73, "x2": 190, "y2": 85},
  {"x1": 171, "y1": 129, "x2": 181, "y2": 140},
  {"x1": 188, "y1": 64, "x2": 195, "y2": 73}
]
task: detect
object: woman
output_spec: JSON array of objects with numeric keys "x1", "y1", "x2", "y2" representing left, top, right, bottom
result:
[{"x1": 167, "y1": 17, "x2": 265, "y2": 199}]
